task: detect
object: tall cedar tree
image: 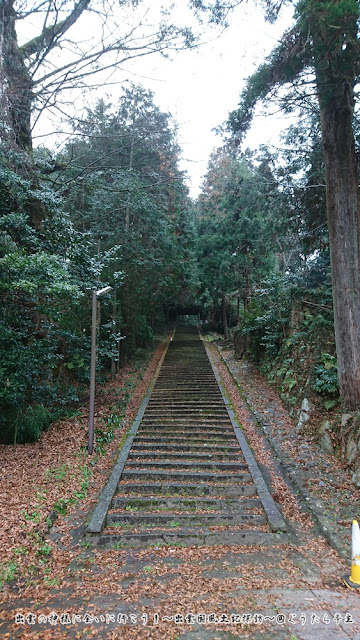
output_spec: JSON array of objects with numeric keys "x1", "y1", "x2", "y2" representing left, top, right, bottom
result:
[{"x1": 228, "y1": 0, "x2": 360, "y2": 410}]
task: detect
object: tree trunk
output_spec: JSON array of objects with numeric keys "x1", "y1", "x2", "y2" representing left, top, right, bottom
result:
[
  {"x1": 320, "y1": 90, "x2": 360, "y2": 409},
  {"x1": 0, "y1": 1, "x2": 47, "y2": 230},
  {"x1": 221, "y1": 292, "x2": 229, "y2": 340},
  {"x1": 0, "y1": 1, "x2": 33, "y2": 151},
  {"x1": 243, "y1": 265, "x2": 251, "y2": 310},
  {"x1": 111, "y1": 295, "x2": 117, "y2": 378},
  {"x1": 305, "y1": 0, "x2": 360, "y2": 410}
]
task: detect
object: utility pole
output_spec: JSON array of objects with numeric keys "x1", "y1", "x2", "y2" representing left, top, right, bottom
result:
[{"x1": 88, "y1": 286, "x2": 112, "y2": 454}]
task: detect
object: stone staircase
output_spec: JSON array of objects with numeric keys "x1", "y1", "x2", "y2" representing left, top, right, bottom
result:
[{"x1": 89, "y1": 327, "x2": 288, "y2": 547}]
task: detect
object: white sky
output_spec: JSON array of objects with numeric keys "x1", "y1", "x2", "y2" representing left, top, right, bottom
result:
[
  {"x1": 129, "y1": 3, "x2": 295, "y2": 196},
  {"x1": 21, "y1": 1, "x2": 295, "y2": 198}
]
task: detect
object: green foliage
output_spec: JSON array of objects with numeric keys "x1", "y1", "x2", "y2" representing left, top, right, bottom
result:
[
  {"x1": 56, "y1": 87, "x2": 197, "y2": 355},
  {"x1": 0, "y1": 86, "x2": 197, "y2": 443},
  {"x1": 0, "y1": 152, "x2": 112, "y2": 441},
  {"x1": 248, "y1": 283, "x2": 338, "y2": 411},
  {"x1": 95, "y1": 412, "x2": 124, "y2": 455},
  {"x1": 220, "y1": 0, "x2": 360, "y2": 412},
  {"x1": 13, "y1": 405, "x2": 54, "y2": 445},
  {"x1": 0, "y1": 561, "x2": 18, "y2": 589},
  {"x1": 239, "y1": 276, "x2": 292, "y2": 360},
  {"x1": 227, "y1": 24, "x2": 311, "y2": 140},
  {"x1": 296, "y1": 0, "x2": 359, "y2": 106},
  {"x1": 312, "y1": 353, "x2": 338, "y2": 396},
  {"x1": 53, "y1": 498, "x2": 72, "y2": 515}
]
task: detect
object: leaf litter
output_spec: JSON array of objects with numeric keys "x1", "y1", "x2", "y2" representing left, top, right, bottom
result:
[{"x1": 1, "y1": 336, "x2": 360, "y2": 640}]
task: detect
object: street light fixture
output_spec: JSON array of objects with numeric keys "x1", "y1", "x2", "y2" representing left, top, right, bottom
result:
[{"x1": 88, "y1": 286, "x2": 113, "y2": 454}]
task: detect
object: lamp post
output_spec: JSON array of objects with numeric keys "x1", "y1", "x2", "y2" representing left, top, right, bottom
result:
[{"x1": 88, "y1": 286, "x2": 112, "y2": 454}]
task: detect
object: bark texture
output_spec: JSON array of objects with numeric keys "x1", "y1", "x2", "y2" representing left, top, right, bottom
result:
[
  {"x1": 0, "y1": 0, "x2": 33, "y2": 150},
  {"x1": 221, "y1": 292, "x2": 229, "y2": 339},
  {"x1": 309, "y1": 0, "x2": 360, "y2": 410},
  {"x1": 320, "y1": 96, "x2": 360, "y2": 409}
]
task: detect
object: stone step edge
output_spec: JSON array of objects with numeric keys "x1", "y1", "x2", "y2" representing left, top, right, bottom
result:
[
  {"x1": 136, "y1": 432, "x2": 235, "y2": 437},
  {"x1": 106, "y1": 513, "x2": 267, "y2": 525},
  {"x1": 127, "y1": 455, "x2": 243, "y2": 462},
  {"x1": 121, "y1": 470, "x2": 253, "y2": 481},
  {"x1": 124, "y1": 461, "x2": 248, "y2": 469},
  {"x1": 111, "y1": 496, "x2": 262, "y2": 508},
  {"x1": 115, "y1": 483, "x2": 257, "y2": 496},
  {"x1": 130, "y1": 444, "x2": 241, "y2": 451},
  {"x1": 93, "y1": 530, "x2": 290, "y2": 548}
]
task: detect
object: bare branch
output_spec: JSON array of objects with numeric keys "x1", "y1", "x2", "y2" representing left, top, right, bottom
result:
[{"x1": 20, "y1": 0, "x2": 90, "y2": 59}]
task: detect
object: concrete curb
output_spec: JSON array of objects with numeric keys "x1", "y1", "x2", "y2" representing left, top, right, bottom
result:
[
  {"x1": 86, "y1": 333, "x2": 173, "y2": 535},
  {"x1": 213, "y1": 341, "x2": 348, "y2": 560}
]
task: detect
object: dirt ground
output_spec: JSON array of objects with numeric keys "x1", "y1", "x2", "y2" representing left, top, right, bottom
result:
[{"x1": 0, "y1": 334, "x2": 359, "y2": 640}]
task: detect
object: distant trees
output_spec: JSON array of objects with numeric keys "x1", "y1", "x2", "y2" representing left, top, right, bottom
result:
[
  {"x1": 195, "y1": 122, "x2": 337, "y2": 398},
  {"x1": 196, "y1": 147, "x2": 277, "y2": 335},
  {"x1": 56, "y1": 86, "x2": 197, "y2": 359}
]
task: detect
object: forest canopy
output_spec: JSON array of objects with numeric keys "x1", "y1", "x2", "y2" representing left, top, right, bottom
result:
[
  {"x1": 0, "y1": 84, "x2": 197, "y2": 443},
  {"x1": 2, "y1": 0, "x2": 360, "y2": 445}
]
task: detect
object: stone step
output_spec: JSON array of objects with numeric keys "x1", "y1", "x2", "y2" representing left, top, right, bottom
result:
[
  {"x1": 139, "y1": 421, "x2": 233, "y2": 428},
  {"x1": 152, "y1": 389, "x2": 221, "y2": 392},
  {"x1": 137, "y1": 424, "x2": 233, "y2": 432},
  {"x1": 97, "y1": 530, "x2": 288, "y2": 548},
  {"x1": 141, "y1": 416, "x2": 231, "y2": 424},
  {"x1": 154, "y1": 380, "x2": 218, "y2": 383},
  {"x1": 157, "y1": 370, "x2": 214, "y2": 373},
  {"x1": 138, "y1": 420, "x2": 235, "y2": 437},
  {"x1": 151, "y1": 398, "x2": 223, "y2": 402},
  {"x1": 154, "y1": 385, "x2": 220, "y2": 389},
  {"x1": 147, "y1": 404, "x2": 226, "y2": 409},
  {"x1": 142, "y1": 415, "x2": 229, "y2": 421},
  {"x1": 157, "y1": 372, "x2": 214, "y2": 376},
  {"x1": 150, "y1": 398, "x2": 223, "y2": 403},
  {"x1": 127, "y1": 451, "x2": 243, "y2": 461},
  {"x1": 137, "y1": 425, "x2": 234, "y2": 432},
  {"x1": 134, "y1": 434, "x2": 236, "y2": 443},
  {"x1": 116, "y1": 482, "x2": 257, "y2": 497},
  {"x1": 121, "y1": 469, "x2": 253, "y2": 482},
  {"x1": 111, "y1": 496, "x2": 262, "y2": 510},
  {"x1": 125, "y1": 461, "x2": 248, "y2": 471},
  {"x1": 151, "y1": 391, "x2": 223, "y2": 396},
  {"x1": 140, "y1": 416, "x2": 231, "y2": 422},
  {"x1": 150, "y1": 391, "x2": 221, "y2": 395},
  {"x1": 136, "y1": 433, "x2": 236, "y2": 441},
  {"x1": 130, "y1": 443, "x2": 241, "y2": 452},
  {"x1": 106, "y1": 511, "x2": 267, "y2": 527},
  {"x1": 147, "y1": 402, "x2": 226, "y2": 406},
  {"x1": 155, "y1": 381, "x2": 219, "y2": 385}
]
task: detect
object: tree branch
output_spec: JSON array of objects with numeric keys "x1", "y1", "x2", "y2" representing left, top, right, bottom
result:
[
  {"x1": 228, "y1": 24, "x2": 312, "y2": 138},
  {"x1": 19, "y1": 0, "x2": 90, "y2": 59}
]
